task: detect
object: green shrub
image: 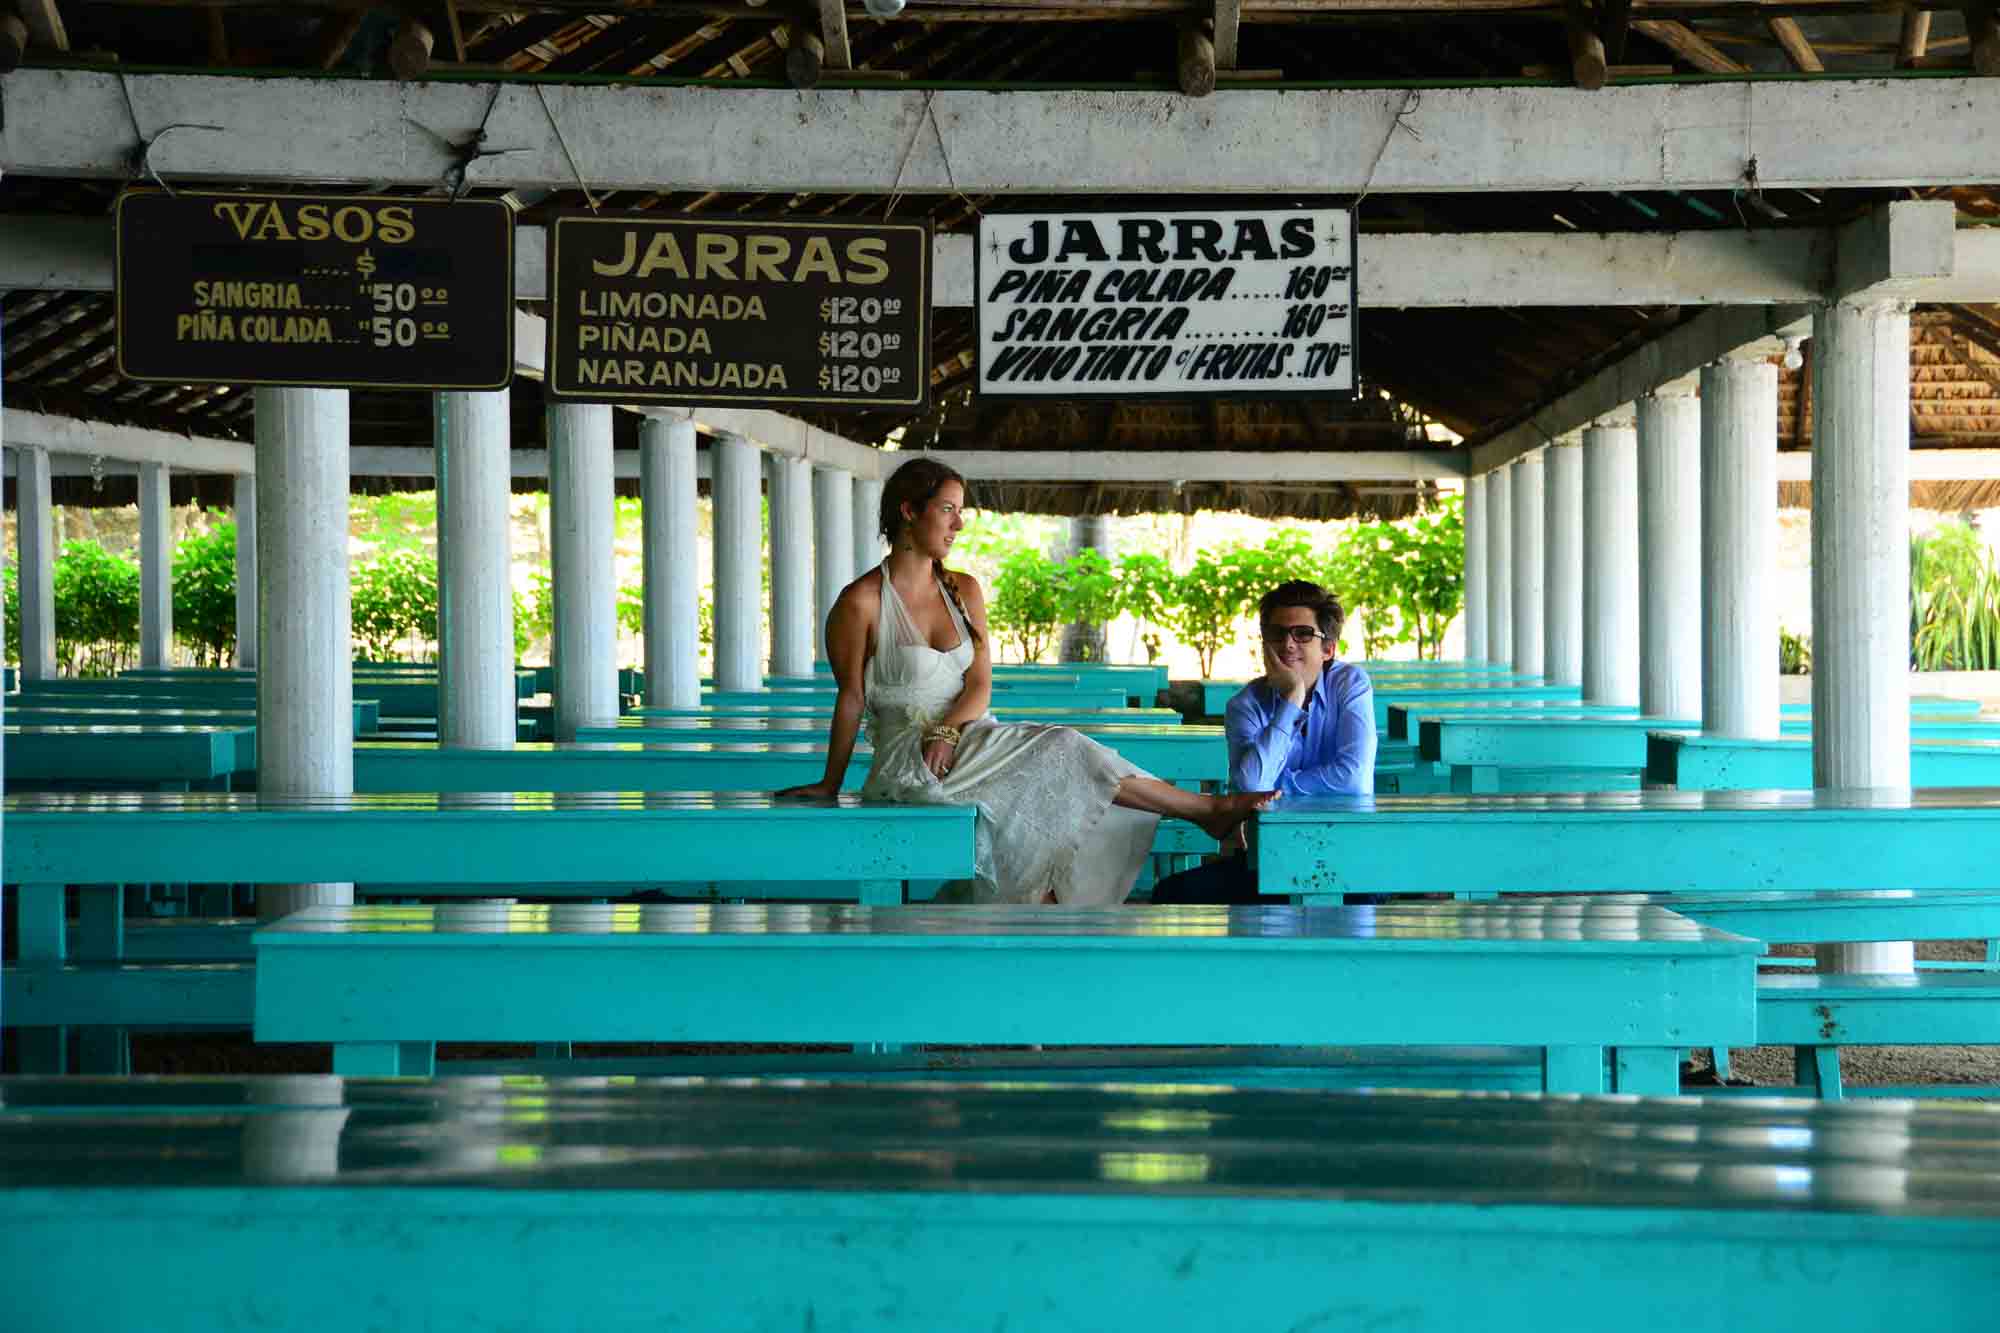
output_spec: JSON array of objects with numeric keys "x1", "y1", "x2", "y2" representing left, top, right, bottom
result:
[
  {"x1": 351, "y1": 549, "x2": 439, "y2": 661},
  {"x1": 173, "y1": 514, "x2": 238, "y2": 667},
  {"x1": 1780, "y1": 626, "x2": 1812, "y2": 676},
  {"x1": 53, "y1": 540, "x2": 141, "y2": 676},
  {"x1": 988, "y1": 547, "x2": 1064, "y2": 663},
  {"x1": 1911, "y1": 524, "x2": 2000, "y2": 671},
  {"x1": 1115, "y1": 552, "x2": 1176, "y2": 664}
]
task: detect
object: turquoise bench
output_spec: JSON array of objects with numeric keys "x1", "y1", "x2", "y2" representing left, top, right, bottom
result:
[
  {"x1": 2, "y1": 791, "x2": 977, "y2": 1073},
  {"x1": 10, "y1": 1078, "x2": 1999, "y2": 1332},
  {"x1": 1385, "y1": 697, "x2": 1988, "y2": 742},
  {"x1": 570, "y1": 715, "x2": 1183, "y2": 743},
  {"x1": 252, "y1": 900, "x2": 1756, "y2": 1086},
  {"x1": 701, "y1": 685, "x2": 1130, "y2": 710},
  {"x1": 1254, "y1": 790, "x2": 2000, "y2": 900},
  {"x1": 4, "y1": 724, "x2": 253, "y2": 787},
  {"x1": 119, "y1": 666, "x2": 541, "y2": 700},
  {"x1": 623, "y1": 703, "x2": 1178, "y2": 726},
  {"x1": 1651, "y1": 733, "x2": 2000, "y2": 789},
  {"x1": 1202, "y1": 674, "x2": 1545, "y2": 716}
]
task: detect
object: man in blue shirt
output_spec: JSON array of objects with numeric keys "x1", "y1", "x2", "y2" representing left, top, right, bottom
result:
[{"x1": 1151, "y1": 579, "x2": 1376, "y2": 905}]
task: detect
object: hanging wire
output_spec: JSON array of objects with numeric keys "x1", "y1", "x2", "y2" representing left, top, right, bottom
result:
[
  {"x1": 535, "y1": 83, "x2": 600, "y2": 213},
  {"x1": 119, "y1": 72, "x2": 224, "y2": 196}
]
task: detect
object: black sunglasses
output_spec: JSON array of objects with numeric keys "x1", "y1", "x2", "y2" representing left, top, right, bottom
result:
[{"x1": 1260, "y1": 626, "x2": 1326, "y2": 646}]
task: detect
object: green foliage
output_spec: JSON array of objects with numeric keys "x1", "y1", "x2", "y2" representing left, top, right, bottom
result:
[
  {"x1": 1115, "y1": 552, "x2": 1176, "y2": 664},
  {"x1": 1911, "y1": 523, "x2": 2000, "y2": 671},
  {"x1": 523, "y1": 570, "x2": 555, "y2": 653},
  {"x1": 350, "y1": 492, "x2": 437, "y2": 555},
  {"x1": 512, "y1": 588, "x2": 535, "y2": 661},
  {"x1": 2, "y1": 562, "x2": 16, "y2": 667},
  {"x1": 1054, "y1": 547, "x2": 1120, "y2": 661},
  {"x1": 1165, "y1": 552, "x2": 1240, "y2": 679},
  {"x1": 53, "y1": 540, "x2": 141, "y2": 676},
  {"x1": 172, "y1": 514, "x2": 238, "y2": 668},
  {"x1": 350, "y1": 549, "x2": 439, "y2": 661},
  {"x1": 617, "y1": 583, "x2": 646, "y2": 639},
  {"x1": 1330, "y1": 525, "x2": 1406, "y2": 661},
  {"x1": 1780, "y1": 626, "x2": 1812, "y2": 676},
  {"x1": 987, "y1": 547, "x2": 1065, "y2": 663},
  {"x1": 1326, "y1": 497, "x2": 1464, "y2": 661}
]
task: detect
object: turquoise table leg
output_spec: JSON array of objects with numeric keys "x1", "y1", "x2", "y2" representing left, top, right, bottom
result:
[
  {"x1": 334, "y1": 1042, "x2": 437, "y2": 1076},
  {"x1": 1614, "y1": 1048, "x2": 1680, "y2": 1096},
  {"x1": 1711, "y1": 1047, "x2": 1734, "y2": 1082},
  {"x1": 75, "y1": 887, "x2": 130, "y2": 1075},
  {"x1": 1543, "y1": 1046, "x2": 1608, "y2": 1094},
  {"x1": 16, "y1": 883, "x2": 69, "y2": 1074},
  {"x1": 1795, "y1": 1046, "x2": 1844, "y2": 1101}
]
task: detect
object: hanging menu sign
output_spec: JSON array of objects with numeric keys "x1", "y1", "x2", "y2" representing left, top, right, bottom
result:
[
  {"x1": 976, "y1": 207, "x2": 1355, "y2": 400},
  {"x1": 545, "y1": 214, "x2": 930, "y2": 410},
  {"x1": 115, "y1": 190, "x2": 514, "y2": 390}
]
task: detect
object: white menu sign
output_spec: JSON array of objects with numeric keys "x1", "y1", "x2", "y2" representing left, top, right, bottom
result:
[{"x1": 975, "y1": 207, "x2": 1354, "y2": 400}]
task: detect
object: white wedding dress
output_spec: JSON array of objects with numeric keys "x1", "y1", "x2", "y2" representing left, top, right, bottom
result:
[{"x1": 859, "y1": 563, "x2": 1160, "y2": 905}]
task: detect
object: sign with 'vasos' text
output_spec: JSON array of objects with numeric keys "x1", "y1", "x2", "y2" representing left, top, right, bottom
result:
[
  {"x1": 546, "y1": 215, "x2": 930, "y2": 410},
  {"x1": 976, "y1": 208, "x2": 1355, "y2": 400},
  {"x1": 115, "y1": 190, "x2": 514, "y2": 390}
]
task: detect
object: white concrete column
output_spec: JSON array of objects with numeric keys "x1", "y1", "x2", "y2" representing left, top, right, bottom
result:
[
  {"x1": 1637, "y1": 391, "x2": 1703, "y2": 719},
  {"x1": 813, "y1": 467, "x2": 855, "y2": 659},
  {"x1": 1484, "y1": 465, "x2": 1513, "y2": 667},
  {"x1": 1700, "y1": 357, "x2": 1780, "y2": 740},
  {"x1": 1509, "y1": 454, "x2": 1545, "y2": 678},
  {"x1": 853, "y1": 477, "x2": 885, "y2": 581},
  {"x1": 436, "y1": 390, "x2": 517, "y2": 748},
  {"x1": 1542, "y1": 438, "x2": 1584, "y2": 688},
  {"x1": 138, "y1": 461, "x2": 173, "y2": 668},
  {"x1": 1582, "y1": 421, "x2": 1640, "y2": 706},
  {"x1": 768, "y1": 453, "x2": 815, "y2": 678},
  {"x1": 710, "y1": 432, "x2": 763, "y2": 692},
  {"x1": 254, "y1": 387, "x2": 353, "y2": 919},
  {"x1": 1812, "y1": 300, "x2": 1915, "y2": 975},
  {"x1": 640, "y1": 416, "x2": 700, "y2": 709},
  {"x1": 548, "y1": 403, "x2": 618, "y2": 742},
  {"x1": 15, "y1": 445, "x2": 57, "y2": 680},
  {"x1": 1463, "y1": 473, "x2": 1487, "y2": 663},
  {"x1": 233, "y1": 474, "x2": 258, "y2": 669}
]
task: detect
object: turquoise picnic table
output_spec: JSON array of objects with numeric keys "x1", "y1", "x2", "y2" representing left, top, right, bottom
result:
[
  {"x1": 1201, "y1": 675, "x2": 1552, "y2": 716},
  {"x1": 571, "y1": 715, "x2": 1191, "y2": 744},
  {"x1": 4, "y1": 724, "x2": 252, "y2": 788},
  {"x1": 1254, "y1": 789, "x2": 2000, "y2": 901},
  {"x1": 1651, "y1": 733, "x2": 2000, "y2": 789},
  {"x1": 118, "y1": 666, "x2": 541, "y2": 700},
  {"x1": 9, "y1": 1080, "x2": 1997, "y2": 1333},
  {"x1": 625, "y1": 703, "x2": 1179, "y2": 725},
  {"x1": 1, "y1": 700, "x2": 379, "y2": 737},
  {"x1": 18, "y1": 675, "x2": 503, "y2": 717},
  {"x1": 702, "y1": 685, "x2": 1130, "y2": 710},
  {"x1": 252, "y1": 900, "x2": 1756, "y2": 1089}
]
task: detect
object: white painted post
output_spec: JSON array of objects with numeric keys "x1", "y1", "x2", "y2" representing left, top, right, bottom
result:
[
  {"x1": 548, "y1": 403, "x2": 618, "y2": 742},
  {"x1": 710, "y1": 432, "x2": 763, "y2": 692},
  {"x1": 813, "y1": 466, "x2": 854, "y2": 660},
  {"x1": 1812, "y1": 300, "x2": 1915, "y2": 975},
  {"x1": 436, "y1": 390, "x2": 517, "y2": 748},
  {"x1": 1700, "y1": 357, "x2": 1781, "y2": 739},
  {"x1": 1582, "y1": 422, "x2": 1640, "y2": 706},
  {"x1": 1510, "y1": 454, "x2": 1545, "y2": 678},
  {"x1": 1542, "y1": 438, "x2": 1584, "y2": 688},
  {"x1": 233, "y1": 474, "x2": 258, "y2": 669},
  {"x1": 254, "y1": 387, "x2": 353, "y2": 920},
  {"x1": 1485, "y1": 465, "x2": 1513, "y2": 667},
  {"x1": 1636, "y1": 391, "x2": 1702, "y2": 719},
  {"x1": 1463, "y1": 473, "x2": 1487, "y2": 663},
  {"x1": 640, "y1": 416, "x2": 700, "y2": 709},
  {"x1": 15, "y1": 445, "x2": 57, "y2": 680},
  {"x1": 853, "y1": 477, "x2": 885, "y2": 581},
  {"x1": 138, "y1": 460, "x2": 173, "y2": 668},
  {"x1": 768, "y1": 453, "x2": 815, "y2": 678}
]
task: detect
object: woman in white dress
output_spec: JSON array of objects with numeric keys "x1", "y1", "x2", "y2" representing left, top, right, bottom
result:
[{"x1": 778, "y1": 457, "x2": 1276, "y2": 905}]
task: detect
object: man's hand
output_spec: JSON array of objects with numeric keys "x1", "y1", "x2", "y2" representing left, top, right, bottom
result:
[{"x1": 1263, "y1": 645, "x2": 1308, "y2": 708}]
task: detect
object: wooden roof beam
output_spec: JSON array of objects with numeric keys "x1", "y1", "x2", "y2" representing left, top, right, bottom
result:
[
  {"x1": 1898, "y1": 6, "x2": 1931, "y2": 64},
  {"x1": 1632, "y1": 19, "x2": 1748, "y2": 72},
  {"x1": 1768, "y1": 16, "x2": 1822, "y2": 70},
  {"x1": 1972, "y1": 1, "x2": 2000, "y2": 76},
  {"x1": 817, "y1": 0, "x2": 851, "y2": 70},
  {"x1": 1567, "y1": 0, "x2": 1608, "y2": 88},
  {"x1": 1213, "y1": 0, "x2": 1240, "y2": 67}
]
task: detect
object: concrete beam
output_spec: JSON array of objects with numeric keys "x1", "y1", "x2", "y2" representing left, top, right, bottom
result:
[
  {"x1": 2, "y1": 407, "x2": 253, "y2": 472},
  {"x1": 1835, "y1": 199, "x2": 1957, "y2": 301},
  {"x1": 11, "y1": 71, "x2": 2000, "y2": 196},
  {"x1": 942, "y1": 449, "x2": 1464, "y2": 482},
  {"x1": 1469, "y1": 305, "x2": 1812, "y2": 474}
]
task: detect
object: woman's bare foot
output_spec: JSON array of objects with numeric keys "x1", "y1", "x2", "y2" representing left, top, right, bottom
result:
[{"x1": 1195, "y1": 790, "x2": 1279, "y2": 843}]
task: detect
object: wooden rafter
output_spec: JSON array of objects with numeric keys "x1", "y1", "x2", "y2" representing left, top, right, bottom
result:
[
  {"x1": 1898, "y1": 6, "x2": 1930, "y2": 64},
  {"x1": 817, "y1": 0, "x2": 852, "y2": 70},
  {"x1": 1766, "y1": 16, "x2": 1821, "y2": 71},
  {"x1": 1213, "y1": 0, "x2": 1241, "y2": 68},
  {"x1": 1631, "y1": 19, "x2": 1748, "y2": 72},
  {"x1": 14, "y1": 0, "x2": 66, "y2": 51}
]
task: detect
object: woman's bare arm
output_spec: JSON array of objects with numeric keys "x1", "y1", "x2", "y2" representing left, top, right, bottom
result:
[{"x1": 777, "y1": 581, "x2": 871, "y2": 797}]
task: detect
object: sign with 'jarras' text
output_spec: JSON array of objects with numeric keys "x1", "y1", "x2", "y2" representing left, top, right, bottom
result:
[
  {"x1": 976, "y1": 208, "x2": 1355, "y2": 400},
  {"x1": 546, "y1": 215, "x2": 930, "y2": 410},
  {"x1": 116, "y1": 190, "x2": 514, "y2": 391}
]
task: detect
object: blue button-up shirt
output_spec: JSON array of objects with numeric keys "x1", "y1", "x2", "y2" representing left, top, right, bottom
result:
[{"x1": 1224, "y1": 660, "x2": 1377, "y2": 797}]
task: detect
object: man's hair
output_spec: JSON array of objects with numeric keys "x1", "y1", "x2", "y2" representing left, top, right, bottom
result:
[{"x1": 1259, "y1": 579, "x2": 1345, "y2": 643}]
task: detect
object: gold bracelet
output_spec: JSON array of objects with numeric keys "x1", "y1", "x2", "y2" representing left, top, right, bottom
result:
[{"x1": 922, "y1": 723, "x2": 962, "y2": 748}]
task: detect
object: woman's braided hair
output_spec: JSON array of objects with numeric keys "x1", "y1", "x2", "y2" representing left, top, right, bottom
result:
[{"x1": 880, "y1": 456, "x2": 982, "y2": 645}]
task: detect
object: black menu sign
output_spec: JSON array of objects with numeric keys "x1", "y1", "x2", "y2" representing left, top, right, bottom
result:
[
  {"x1": 115, "y1": 190, "x2": 514, "y2": 390},
  {"x1": 545, "y1": 214, "x2": 929, "y2": 410}
]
